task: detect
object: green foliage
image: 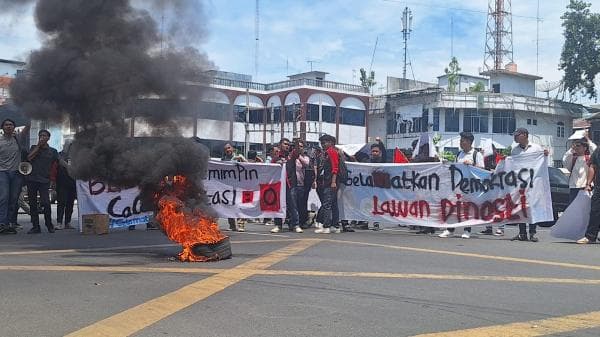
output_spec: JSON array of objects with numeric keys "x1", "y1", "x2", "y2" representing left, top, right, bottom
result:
[
  {"x1": 444, "y1": 57, "x2": 461, "y2": 92},
  {"x1": 559, "y1": 0, "x2": 600, "y2": 98},
  {"x1": 468, "y1": 82, "x2": 485, "y2": 92},
  {"x1": 442, "y1": 151, "x2": 456, "y2": 162},
  {"x1": 359, "y1": 68, "x2": 376, "y2": 92}
]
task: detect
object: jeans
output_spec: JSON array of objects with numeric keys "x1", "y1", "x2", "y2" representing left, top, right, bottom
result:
[
  {"x1": 27, "y1": 181, "x2": 53, "y2": 228},
  {"x1": 0, "y1": 170, "x2": 22, "y2": 225},
  {"x1": 518, "y1": 223, "x2": 536, "y2": 235},
  {"x1": 275, "y1": 186, "x2": 302, "y2": 230},
  {"x1": 318, "y1": 186, "x2": 338, "y2": 228}
]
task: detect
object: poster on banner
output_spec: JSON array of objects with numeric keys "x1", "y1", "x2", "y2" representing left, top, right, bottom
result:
[
  {"x1": 205, "y1": 161, "x2": 287, "y2": 219},
  {"x1": 338, "y1": 152, "x2": 553, "y2": 228},
  {"x1": 76, "y1": 180, "x2": 153, "y2": 230}
]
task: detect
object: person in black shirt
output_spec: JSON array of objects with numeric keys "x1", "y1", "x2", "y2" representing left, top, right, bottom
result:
[
  {"x1": 26, "y1": 129, "x2": 59, "y2": 234},
  {"x1": 55, "y1": 143, "x2": 76, "y2": 230},
  {"x1": 577, "y1": 147, "x2": 600, "y2": 243}
]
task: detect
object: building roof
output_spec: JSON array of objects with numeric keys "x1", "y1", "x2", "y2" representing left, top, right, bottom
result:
[
  {"x1": 573, "y1": 118, "x2": 591, "y2": 129},
  {"x1": 479, "y1": 69, "x2": 542, "y2": 80},
  {"x1": 437, "y1": 73, "x2": 488, "y2": 80},
  {"x1": 0, "y1": 59, "x2": 26, "y2": 66},
  {"x1": 287, "y1": 71, "x2": 329, "y2": 79}
]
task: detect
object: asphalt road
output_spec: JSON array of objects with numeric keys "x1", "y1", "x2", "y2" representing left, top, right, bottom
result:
[{"x1": 2, "y1": 207, "x2": 600, "y2": 337}]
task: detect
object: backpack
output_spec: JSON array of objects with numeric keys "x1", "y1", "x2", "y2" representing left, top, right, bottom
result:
[{"x1": 336, "y1": 148, "x2": 349, "y2": 184}]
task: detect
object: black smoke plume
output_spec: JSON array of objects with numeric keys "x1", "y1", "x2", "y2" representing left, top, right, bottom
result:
[{"x1": 8, "y1": 0, "x2": 214, "y2": 213}]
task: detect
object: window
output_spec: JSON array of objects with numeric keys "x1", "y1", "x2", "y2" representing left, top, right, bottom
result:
[
  {"x1": 492, "y1": 83, "x2": 500, "y2": 93},
  {"x1": 557, "y1": 121, "x2": 565, "y2": 138},
  {"x1": 444, "y1": 109, "x2": 459, "y2": 132},
  {"x1": 533, "y1": 119, "x2": 537, "y2": 126},
  {"x1": 492, "y1": 110, "x2": 516, "y2": 134},
  {"x1": 199, "y1": 102, "x2": 229, "y2": 121},
  {"x1": 285, "y1": 104, "x2": 299, "y2": 122},
  {"x1": 248, "y1": 109, "x2": 265, "y2": 123},
  {"x1": 463, "y1": 110, "x2": 488, "y2": 133},
  {"x1": 306, "y1": 104, "x2": 336, "y2": 123},
  {"x1": 234, "y1": 105, "x2": 246, "y2": 122},
  {"x1": 433, "y1": 109, "x2": 440, "y2": 131},
  {"x1": 527, "y1": 119, "x2": 531, "y2": 125},
  {"x1": 340, "y1": 107, "x2": 365, "y2": 126}
]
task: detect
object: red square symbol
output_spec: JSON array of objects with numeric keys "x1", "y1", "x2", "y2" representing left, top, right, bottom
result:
[
  {"x1": 259, "y1": 182, "x2": 281, "y2": 212},
  {"x1": 242, "y1": 191, "x2": 254, "y2": 203}
]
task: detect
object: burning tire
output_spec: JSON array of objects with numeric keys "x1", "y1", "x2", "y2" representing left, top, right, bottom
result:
[{"x1": 192, "y1": 237, "x2": 232, "y2": 260}]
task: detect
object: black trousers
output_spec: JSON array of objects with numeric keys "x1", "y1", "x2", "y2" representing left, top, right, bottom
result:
[
  {"x1": 57, "y1": 185, "x2": 76, "y2": 224},
  {"x1": 27, "y1": 181, "x2": 52, "y2": 228},
  {"x1": 585, "y1": 190, "x2": 600, "y2": 241}
]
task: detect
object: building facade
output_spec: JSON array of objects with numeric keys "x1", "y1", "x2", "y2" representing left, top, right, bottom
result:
[{"x1": 369, "y1": 68, "x2": 588, "y2": 167}]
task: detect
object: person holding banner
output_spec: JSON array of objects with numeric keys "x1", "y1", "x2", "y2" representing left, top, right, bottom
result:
[
  {"x1": 221, "y1": 143, "x2": 246, "y2": 232},
  {"x1": 271, "y1": 138, "x2": 303, "y2": 233},
  {"x1": 314, "y1": 134, "x2": 340, "y2": 234},
  {"x1": 510, "y1": 128, "x2": 548, "y2": 242},
  {"x1": 439, "y1": 131, "x2": 484, "y2": 239},
  {"x1": 563, "y1": 138, "x2": 594, "y2": 204},
  {"x1": 577, "y1": 146, "x2": 600, "y2": 244}
]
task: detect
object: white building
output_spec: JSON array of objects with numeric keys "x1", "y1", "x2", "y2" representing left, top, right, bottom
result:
[{"x1": 369, "y1": 65, "x2": 588, "y2": 167}]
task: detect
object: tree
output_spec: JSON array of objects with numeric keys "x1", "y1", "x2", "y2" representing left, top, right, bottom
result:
[
  {"x1": 359, "y1": 68, "x2": 376, "y2": 93},
  {"x1": 468, "y1": 82, "x2": 485, "y2": 92},
  {"x1": 559, "y1": 0, "x2": 600, "y2": 98},
  {"x1": 444, "y1": 57, "x2": 461, "y2": 92}
]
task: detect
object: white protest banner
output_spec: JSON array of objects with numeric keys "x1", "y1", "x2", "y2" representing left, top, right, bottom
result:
[
  {"x1": 76, "y1": 180, "x2": 153, "y2": 230},
  {"x1": 205, "y1": 161, "x2": 287, "y2": 219},
  {"x1": 339, "y1": 152, "x2": 553, "y2": 228}
]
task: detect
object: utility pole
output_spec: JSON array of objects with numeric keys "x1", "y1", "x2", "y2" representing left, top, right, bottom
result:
[
  {"x1": 254, "y1": 0, "x2": 260, "y2": 79},
  {"x1": 401, "y1": 7, "x2": 412, "y2": 79}
]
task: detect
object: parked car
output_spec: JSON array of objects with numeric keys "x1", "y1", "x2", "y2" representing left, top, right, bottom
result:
[{"x1": 538, "y1": 166, "x2": 570, "y2": 227}]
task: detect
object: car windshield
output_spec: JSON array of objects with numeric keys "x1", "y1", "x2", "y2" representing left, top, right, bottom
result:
[{"x1": 548, "y1": 167, "x2": 569, "y2": 185}]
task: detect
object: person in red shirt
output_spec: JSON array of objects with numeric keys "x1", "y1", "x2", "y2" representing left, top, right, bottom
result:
[{"x1": 315, "y1": 134, "x2": 340, "y2": 234}]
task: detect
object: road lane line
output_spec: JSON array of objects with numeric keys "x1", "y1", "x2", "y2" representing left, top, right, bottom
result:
[
  {"x1": 0, "y1": 238, "x2": 301, "y2": 256},
  {"x1": 411, "y1": 310, "x2": 600, "y2": 337},
  {"x1": 330, "y1": 239, "x2": 600, "y2": 271},
  {"x1": 64, "y1": 239, "x2": 319, "y2": 337},
  {"x1": 4, "y1": 265, "x2": 600, "y2": 286}
]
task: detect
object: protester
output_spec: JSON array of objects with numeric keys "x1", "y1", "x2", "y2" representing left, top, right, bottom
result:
[
  {"x1": 55, "y1": 143, "x2": 76, "y2": 230},
  {"x1": 0, "y1": 119, "x2": 25, "y2": 234},
  {"x1": 299, "y1": 146, "x2": 317, "y2": 228},
  {"x1": 368, "y1": 142, "x2": 385, "y2": 231},
  {"x1": 439, "y1": 131, "x2": 484, "y2": 239},
  {"x1": 509, "y1": 127, "x2": 548, "y2": 242},
  {"x1": 271, "y1": 138, "x2": 304, "y2": 233},
  {"x1": 221, "y1": 143, "x2": 246, "y2": 232},
  {"x1": 314, "y1": 134, "x2": 340, "y2": 234},
  {"x1": 375, "y1": 136, "x2": 387, "y2": 163},
  {"x1": 576, "y1": 144, "x2": 600, "y2": 244},
  {"x1": 480, "y1": 142, "x2": 505, "y2": 236},
  {"x1": 26, "y1": 129, "x2": 59, "y2": 234},
  {"x1": 247, "y1": 150, "x2": 264, "y2": 163},
  {"x1": 563, "y1": 138, "x2": 594, "y2": 204},
  {"x1": 293, "y1": 140, "x2": 310, "y2": 230}
]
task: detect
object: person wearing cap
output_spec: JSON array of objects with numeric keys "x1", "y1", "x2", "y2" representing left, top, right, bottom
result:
[
  {"x1": 439, "y1": 131, "x2": 484, "y2": 239},
  {"x1": 510, "y1": 127, "x2": 548, "y2": 242},
  {"x1": 0, "y1": 119, "x2": 27, "y2": 234}
]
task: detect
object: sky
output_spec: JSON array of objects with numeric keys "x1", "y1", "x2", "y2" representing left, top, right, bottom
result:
[{"x1": 0, "y1": 0, "x2": 596, "y2": 103}]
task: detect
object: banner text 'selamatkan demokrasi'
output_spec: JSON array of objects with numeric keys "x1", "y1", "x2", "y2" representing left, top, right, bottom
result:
[{"x1": 339, "y1": 152, "x2": 553, "y2": 228}]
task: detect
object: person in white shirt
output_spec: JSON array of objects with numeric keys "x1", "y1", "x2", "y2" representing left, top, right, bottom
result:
[
  {"x1": 563, "y1": 138, "x2": 595, "y2": 204},
  {"x1": 510, "y1": 127, "x2": 548, "y2": 242},
  {"x1": 439, "y1": 131, "x2": 484, "y2": 239}
]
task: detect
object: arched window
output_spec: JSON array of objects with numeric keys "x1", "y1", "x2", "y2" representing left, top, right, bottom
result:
[
  {"x1": 307, "y1": 93, "x2": 336, "y2": 122},
  {"x1": 266, "y1": 96, "x2": 282, "y2": 123},
  {"x1": 284, "y1": 92, "x2": 300, "y2": 122},
  {"x1": 200, "y1": 90, "x2": 230, "y2": 121},
  {"x1": 557, "y1": 121, "x2": 565, "y2": 138},
  {"x1": 233, "y1": 95, "x2": 264, "y2": 123},
  {"x1": 339, "y1": 97, "x2": 366, "y2": 126}
]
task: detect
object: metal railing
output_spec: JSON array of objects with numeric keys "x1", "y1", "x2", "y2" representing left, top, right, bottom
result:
[{"x1": 211, "y1": 77, "x2": 369, "y2": 94}]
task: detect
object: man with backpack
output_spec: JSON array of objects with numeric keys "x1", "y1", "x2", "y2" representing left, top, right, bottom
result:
[
  {"x1": 315, "y1": 134, "x2": 342, "y2": 234},
  {"x1": 438, "y1": 131, "x2": 484, "y2": 239}
]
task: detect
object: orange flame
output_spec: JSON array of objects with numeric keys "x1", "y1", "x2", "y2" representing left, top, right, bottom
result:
[{"x1": 156, "y1": 176, "x2": 226, "y2": 262}]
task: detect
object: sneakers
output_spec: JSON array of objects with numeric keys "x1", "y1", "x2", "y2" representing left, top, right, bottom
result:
[
  {"x1": 270, "y1": 226, "x2": 281, "y2": 233},
  {"x1": 438, "y1": 229, "x2": 452, "y2": 238},
  {"x1": 294, "y1": 226, "x2": 303, "y2": 233},
  {"x1": 479, "y1": 228, "x2": 493, "y2": 235},
  {"x1": 314, "y1": 222, "x2": 323, "y2": 229},
  {"x1": 27, "y1": 227, "x2": 41, "y2": 234},
  {"x1": 314, "y1": 227, "x2": 330, "y2": 234},
  {"x1": 529, "y1": 234, "x2": 539, "y2": 242},
  {"x1": 576, "y1": 237, "x2": 591, "y2": 244},
  {"x1": 55, "y1": 222, "x2": 64, "y2": 230},
  {"x1": 331, "y1": 227, "x2": 341, "y2": 234},
  {"x1": 461, "y1": 232, "x2": 471, "y2": 239},
  {"x1": 494, "y1": 229, "x2": 504, "y2": 236}
]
